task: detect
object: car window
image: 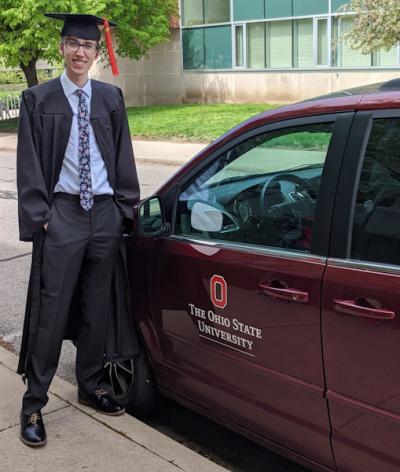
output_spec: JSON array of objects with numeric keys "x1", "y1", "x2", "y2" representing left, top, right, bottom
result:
[
  {"x1": 175, "y1": 122, "x2": 334, "y2": 252},
  {"x1": 351, "y1": 118, "x2": 400, "y2": 265}
]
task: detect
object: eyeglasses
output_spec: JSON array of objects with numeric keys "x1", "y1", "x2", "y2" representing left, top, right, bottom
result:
[{"x1": 63, "y1": 39, "x2": 99, "y2": 56}]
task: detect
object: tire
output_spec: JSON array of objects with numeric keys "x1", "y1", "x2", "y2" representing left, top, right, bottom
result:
[{"x1": 101, "y1": 348, "x2": 157, "y2": 417}]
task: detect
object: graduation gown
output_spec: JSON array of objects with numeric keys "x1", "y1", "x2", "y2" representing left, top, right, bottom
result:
[{"x1": 16, "y1": 77, "x2": 140, "y2": 376}]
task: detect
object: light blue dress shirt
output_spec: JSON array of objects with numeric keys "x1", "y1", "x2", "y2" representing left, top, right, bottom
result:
[{"x1": 54, "y1": 71, "x2": 113, "y2": 195}]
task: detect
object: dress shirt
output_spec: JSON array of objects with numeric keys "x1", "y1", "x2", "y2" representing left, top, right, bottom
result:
[{"x1": 54, "y1": 71, "x2": 113, "y2": 195}]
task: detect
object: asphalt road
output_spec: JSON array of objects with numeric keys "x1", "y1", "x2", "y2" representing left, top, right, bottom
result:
[{"x1": 0, "y1": 151, "x2": 308, "y2": 472}]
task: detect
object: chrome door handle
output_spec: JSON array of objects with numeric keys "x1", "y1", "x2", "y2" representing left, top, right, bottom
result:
[
  {"x1": 259, "y1": 283, "x2": 309, "y2": 303},
  {"x1": 334, "y1": 299, "x2": 395, "y2": 320}
]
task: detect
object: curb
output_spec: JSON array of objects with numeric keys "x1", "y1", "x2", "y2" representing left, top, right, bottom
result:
[
  {"x1": 0, "y1": 146, "x2": 189, "y2": 166},
  {"x1": 0, "y1": 345, "x2": 227, "y2": 472},
  {"x1": 0, "y1": 145, "x2": 17, "y2": 152},
  {"x1": 0, "y1": 149, "x2": 188, "y2": 166},
  {"x1": 0, "y1": 135, "x2": 209, "y2": 168},
  {"x1": 135, "y1": 157, "x2": 188, "y2": 167}
]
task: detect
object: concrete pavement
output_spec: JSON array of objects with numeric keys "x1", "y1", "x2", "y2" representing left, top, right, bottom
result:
[
  {"x1": 0, "y1": 345, "x2": 227, "y2": 472},
  {"x1": 0, "y1": 133, "x2": 208, "y2": 166}
]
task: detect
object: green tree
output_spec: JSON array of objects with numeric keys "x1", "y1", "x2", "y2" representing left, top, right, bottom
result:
[
  {"x1": 341, "y1": 0, "x2": 400, "y2": 54},
  {"x1": 0, "y1": 0, "x2": 177, "y2": 88}
]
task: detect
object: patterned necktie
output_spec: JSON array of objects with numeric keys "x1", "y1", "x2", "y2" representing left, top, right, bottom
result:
[{"x1": 76, "y1": 89, "x2": 93, "y2": 211}]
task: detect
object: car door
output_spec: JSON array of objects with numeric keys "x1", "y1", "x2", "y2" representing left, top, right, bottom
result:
[
  {"x1": 148, "y1": 113, "x2": 353, "y2": 467},
  {"x1": 322, "y1": 111, "x2": 400, "y2": 472}
]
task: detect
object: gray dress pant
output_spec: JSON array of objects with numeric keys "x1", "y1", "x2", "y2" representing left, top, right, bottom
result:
[{"x1": 22, "y1": 194, "x2": 123, "y2": 415}]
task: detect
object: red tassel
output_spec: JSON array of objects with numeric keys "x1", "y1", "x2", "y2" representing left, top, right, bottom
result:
[{"x1": 103, "y1": 18, "x2": 119, "y2": 76}]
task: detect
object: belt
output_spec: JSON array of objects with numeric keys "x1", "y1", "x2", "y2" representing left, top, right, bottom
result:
[{"x1": 54, "y1": 192, "x2": 113, "y2": 203}]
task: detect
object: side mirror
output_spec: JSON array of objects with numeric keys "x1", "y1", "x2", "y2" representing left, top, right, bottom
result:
[{"x1": 133, "y1": 196, "x2": 167, "y2": 237}]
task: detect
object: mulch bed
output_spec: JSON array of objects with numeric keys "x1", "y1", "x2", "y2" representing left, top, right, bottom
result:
[{"x1": 0, "y1": 338, "x2": 16, "y2": 353}]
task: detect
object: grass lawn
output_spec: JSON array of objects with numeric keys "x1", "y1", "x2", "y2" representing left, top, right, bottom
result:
[
  {"x1": 0, "y1": 117, "x2": 18, "y2": 132},
  {"x1": 126, "y1": 103, "x2": 279, "y2": 142},
  {"x1": 0, "y1": 103, "x2": 281, "y2": 141},
  {"x1": 0, "y1": 91, "x2": 21, "y2": 99}
]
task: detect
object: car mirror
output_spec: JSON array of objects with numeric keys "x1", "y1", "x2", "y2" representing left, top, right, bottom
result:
[
  {"x1": 136, "y1": 196, "x2": 167, "y2": 237},
  {"x1": 191, "y1": 202, "x2": 225, "y2": 232}
]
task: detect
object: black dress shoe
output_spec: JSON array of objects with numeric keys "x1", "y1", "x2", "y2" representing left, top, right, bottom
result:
[
  {"x1": 20, "y1": 410, "x2": 47, "y2": 447},
  {"x1": 78, "y1": 389, "x2": 125, "y2": 416}
]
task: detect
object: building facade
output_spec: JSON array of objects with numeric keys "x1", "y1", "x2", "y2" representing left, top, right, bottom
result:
[{"x1": 94, "y1": 1, "x2": 400, "y2": 105}]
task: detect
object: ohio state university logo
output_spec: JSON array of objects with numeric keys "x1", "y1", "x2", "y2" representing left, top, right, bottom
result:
[{"x1": 210, "y1": 275, "x2": 227, "y2": 309}]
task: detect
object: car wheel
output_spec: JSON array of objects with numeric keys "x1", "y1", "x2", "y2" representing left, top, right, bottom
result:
[{"x1": 102, "y1": 348, "x2": 157, "y2": 417}]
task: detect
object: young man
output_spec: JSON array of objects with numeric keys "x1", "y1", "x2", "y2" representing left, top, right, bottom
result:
[{"x1": 16, "y1": 13, "x2": 140, "y2": 446}]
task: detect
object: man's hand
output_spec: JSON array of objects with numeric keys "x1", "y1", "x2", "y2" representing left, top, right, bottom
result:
[{"x1": 43, "y1": 223, "x2": 48, "y2": 231}]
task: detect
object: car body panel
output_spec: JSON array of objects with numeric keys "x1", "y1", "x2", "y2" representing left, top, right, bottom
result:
[
  {"x1": 146, "y1": 236, "x2": 334, "y2": 467},
  {"x1": 320, "y1": 104, "x2": 400, "y2": 472},
  {"x1": 322, "y1": 262, "x2": 400, "y2": 472}
]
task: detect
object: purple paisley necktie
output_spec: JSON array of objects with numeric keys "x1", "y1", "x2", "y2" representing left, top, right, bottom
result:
[{"x1": 76, "y1": 89, "x2": 93, "y2": 211}]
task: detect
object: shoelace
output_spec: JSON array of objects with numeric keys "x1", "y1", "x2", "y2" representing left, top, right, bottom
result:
[
  {"x1": 28, "y1": 412, "x2": 41, "y2": 425},
  {"x1": 94, "y1": 388, "x2": 108, "y2": 398}
]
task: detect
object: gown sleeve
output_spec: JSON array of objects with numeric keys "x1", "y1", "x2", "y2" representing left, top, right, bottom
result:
[
  {"x1": 113, "y1": 87, "x2": 140, "y2": 220},
  {"x1": 16, "y1": 92, "x2": 51, "y2": 241}
]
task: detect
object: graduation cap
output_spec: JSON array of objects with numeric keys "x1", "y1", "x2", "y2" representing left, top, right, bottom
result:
[{"x1": 45, "y1": 13, "x2": 119, "y2": 75}]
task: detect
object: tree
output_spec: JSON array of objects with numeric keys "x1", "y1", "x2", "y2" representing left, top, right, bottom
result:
[
  {"x1": 0, "y1": 0, "x2": 177, "y2": 88},
  {"x1": 341, "y1": 0, "x2": 400, "y2": 54}
]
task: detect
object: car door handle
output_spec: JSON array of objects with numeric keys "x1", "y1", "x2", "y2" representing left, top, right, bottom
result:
[
  {"x1": 259, "y1": 283, "x2": 309, "y2": 303},
  {"x1": 334, "y1": 299, "x2": 395, "y2": 320}
]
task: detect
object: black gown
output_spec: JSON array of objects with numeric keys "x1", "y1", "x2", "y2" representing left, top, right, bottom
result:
[{"x1": 16, "y1": 77, "x2": 140, "y2": 376}]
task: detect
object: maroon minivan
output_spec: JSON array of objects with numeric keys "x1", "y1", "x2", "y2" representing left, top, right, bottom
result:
[{"x1": 107, "y1": 81, "x2": 400, "y2": 472}]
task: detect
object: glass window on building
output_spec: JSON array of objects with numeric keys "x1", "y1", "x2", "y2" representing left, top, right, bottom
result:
[
  {"x1": 247, "y1": 23, "x2": 266, "y2": 68},
  {"x1": 267, "y1": 20, "x2": 292, "y2": 68},
  {"x1": 182, "y1": 0, "x2": 204, "y2": 26},
  {"x1": 235, "y1": 25, "x2": 245, "y2": 67},
  {"x1": 376, "y1": 47, "x2": 398, "y2": 67},
  {"x1": 332, "y1": 0, "x2": 349, "y2": 11},
  {"x1": 333, "y1": 16, "x2": 372, "y2": 67},
  {"x1": 181, "y1": 1, "x2": 399, "y2": 71},
  {"x1": 182, "y1": 28, "x2": 205, "y2": 69},
  {"x1": 205, "y1": 26, "x2": 232, "y2": 68},
  {"x1": 265, "y1": 0, "x2": 292, "y2": 19},
  {"x1": 182, "y1": 0, "x2": 230, "y2": 26},
  {"x1": 293, "y1": 0, "x2": 329, "y2": 16},
  {"x1": 317, "y1": 18, "x2": 328, "y2": 66},
  {"x1": 204, "y1": 0, "x2": 230, "y2": 24},
  {"x1": 234, "y1": 0, "x2": 264, "y2": 22},
  {"x1": 294, "y1": 19, "x2": 313, "y2": 68}
]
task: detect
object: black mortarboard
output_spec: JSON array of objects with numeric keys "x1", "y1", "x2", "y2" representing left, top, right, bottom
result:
[
  {"x1": 45, "y1": 13, "x2": 120, "y2": 75},
  {"x1": 44, "y1": 13, "x2": 117, "y2": 41}
]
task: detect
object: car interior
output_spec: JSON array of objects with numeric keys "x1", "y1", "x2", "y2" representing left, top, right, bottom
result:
[
  {"x1": 176, "y1": 124, "x2": 333, "y2": 253},
  {"x1": 351, "y1": 118, "x2": 400, "y2": 265}
]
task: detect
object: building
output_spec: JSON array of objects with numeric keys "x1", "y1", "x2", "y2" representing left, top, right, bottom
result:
[{"x1": 94, "y1": 0, "x2": 400, "y2": 105}]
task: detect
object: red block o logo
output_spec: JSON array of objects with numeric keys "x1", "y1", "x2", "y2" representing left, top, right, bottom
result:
[{"x1": 210, "y1": 275, "x2": 227, "y2": 309}]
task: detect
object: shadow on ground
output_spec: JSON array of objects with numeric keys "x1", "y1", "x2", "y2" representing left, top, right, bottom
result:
[{"x1": 141, "y1": 396, "x2": 309, "y2": 472}]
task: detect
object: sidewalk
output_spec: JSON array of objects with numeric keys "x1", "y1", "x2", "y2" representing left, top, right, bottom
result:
[
  {"x1": 0, "y1": 133, "x2": 208, "y2": 167},
  {"x1": 0, "y1": 346, "x2": 227, "y2": 472}
]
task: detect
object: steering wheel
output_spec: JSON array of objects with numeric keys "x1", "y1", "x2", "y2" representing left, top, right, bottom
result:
[{"x1": 259, "y1": 173, "x2": 316, "y2": 218}]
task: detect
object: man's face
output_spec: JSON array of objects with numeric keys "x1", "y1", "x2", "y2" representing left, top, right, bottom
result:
[{"x1": 59, "y1": 36, "x2": 99, "y2": 79}]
